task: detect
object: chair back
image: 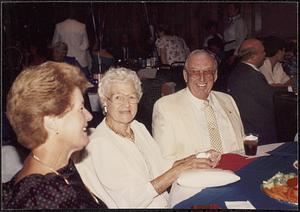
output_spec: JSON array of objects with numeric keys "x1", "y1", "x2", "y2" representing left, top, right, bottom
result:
[
  {"x1": 156, "y1": 64, "x2": 171, "y2": 82},
  {"x1": 170, "y1": 61, "x2": 186, "y2": 91},
  {"x1": 161, "y1": 82, "x2": 176, "y2": 96},
  {"x1": 273, "y1": 91, "x2": 297, "y2": 142},
  {"x1": 136, "y1": 79, "x2": 163, "y2": 133}
]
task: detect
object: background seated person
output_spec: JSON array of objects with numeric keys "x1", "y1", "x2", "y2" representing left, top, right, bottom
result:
[
  {"x1": 52, "y1": 41, "x2": 81, "y2": 67},
  {"x1": 282, "y1": 40, "x2": 297, "y2": 77},
  {"x1": 155, "y1": 24, "x2": 190, "y2": 65},
  {"x1": 152, "y1": 50, "x2": 245, "y2": 162},
  {"x1": 52, "y1": 42, "x2": 90, "y2": 80},
  {"x1": 112, "y1": 32, "x2": 136, "y2": 63},
  {"x1": 282, "y1": 40, "x2": 297, "y2": 92},
  {"x1": 3, "y1": 62, "x2": 107, "y2": 209},
  {"x1": 228, "y1": 38, "x2": 288, "y2": 145},
  {"x1": 259, "y1": 36, "x2": 291, "y2": 86},
  {"x1": 74, "y1": 67, "x2": 221, "y2": 208}
]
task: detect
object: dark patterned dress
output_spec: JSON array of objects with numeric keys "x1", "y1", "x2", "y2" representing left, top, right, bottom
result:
[{"x1": 2, "y1": 160, "x2": 107, "y2": 209}]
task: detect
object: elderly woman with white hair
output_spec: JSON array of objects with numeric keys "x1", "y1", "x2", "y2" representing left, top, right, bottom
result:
[{"x1": 74, "y1": 67, "x2": 221, "y2": 208}]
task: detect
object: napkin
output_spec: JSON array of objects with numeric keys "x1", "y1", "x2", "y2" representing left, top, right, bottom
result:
[
  {"x1": 225, "y1": 200, "x2": 255, "y2": 209},
  {"x1": 216, "y1": 153, "x2": 256, "y2": 172},
  {"x1": 177, "y1": 168, "x2": 240, "y2": 188}
]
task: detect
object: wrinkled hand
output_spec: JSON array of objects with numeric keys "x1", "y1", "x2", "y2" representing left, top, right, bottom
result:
[{"x1": 173, "y1": 154, "x2": 215, "y2": 174}]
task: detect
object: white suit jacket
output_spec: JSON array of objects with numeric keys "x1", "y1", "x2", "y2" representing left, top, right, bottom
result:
[
  {"x1": 152, "y1": 88, "x2": 244, "y2": 162},
  {"x1": 52, "y1": 19, "x2": 90, "y2": 67}
]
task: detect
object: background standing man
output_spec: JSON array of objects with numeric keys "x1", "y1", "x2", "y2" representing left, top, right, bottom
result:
[{"x1": 52, "y1": 6, "x2": 91, "y2": 79}]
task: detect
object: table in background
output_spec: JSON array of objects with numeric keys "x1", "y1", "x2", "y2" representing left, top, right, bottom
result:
[{"x1": 174, "y1": 142, "x2": 298, "y2": 210}]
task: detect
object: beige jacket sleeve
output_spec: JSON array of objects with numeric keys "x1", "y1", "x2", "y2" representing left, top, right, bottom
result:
[{"x1": 152, "y1": 100, "x2": 179, "y2": 162}]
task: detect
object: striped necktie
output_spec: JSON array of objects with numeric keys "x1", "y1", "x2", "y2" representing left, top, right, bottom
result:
[{"x1": 204, "y1": 100, "x2": 223, "y2": 152}]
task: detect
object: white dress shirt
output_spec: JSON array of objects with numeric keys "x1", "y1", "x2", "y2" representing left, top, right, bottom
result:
[
  {"x1": 75, "y1": 119, "x2": 172, "y2": 208},
  {"x1": 187, "y1": 89, "x2": 243, "y2": 153},
  {"x1": 259, "y1": 58, "x2": 290, "y2": 84},
  {"x1": 223, "y1": 14, "x2": 248, "y2": 54}
]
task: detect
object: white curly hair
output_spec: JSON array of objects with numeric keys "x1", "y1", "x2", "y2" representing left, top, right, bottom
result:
[{"x1": 98, "y1": 67, "x2": 143, "y2": 106}]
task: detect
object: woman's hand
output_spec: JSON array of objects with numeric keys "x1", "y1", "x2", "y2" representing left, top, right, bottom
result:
[
  {"x1": 172, "y1": 154, "x2": 214, "y2": 174},
  {"x1": 151, "y1": 150, "x2": 221, "y2": 195}
]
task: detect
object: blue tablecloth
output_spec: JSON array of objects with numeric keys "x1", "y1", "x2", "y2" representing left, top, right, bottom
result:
[{"x1": 174, "y1": 142, "x2": 298, "y2": 210}]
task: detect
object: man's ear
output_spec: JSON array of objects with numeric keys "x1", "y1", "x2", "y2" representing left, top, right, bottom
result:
[
  {"x1": 214, "y1": 70, "x2": 218, "y2": 82},
  {"x1": 183, "y1": 70, "x2": 188, "y2": 83}
]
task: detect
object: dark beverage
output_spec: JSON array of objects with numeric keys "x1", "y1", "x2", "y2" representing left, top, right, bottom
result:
[{"x1": 244, "y1": 140, "x2": 258, "y2": 156}]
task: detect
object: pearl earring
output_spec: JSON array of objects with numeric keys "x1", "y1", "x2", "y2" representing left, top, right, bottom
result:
[{"x1": 103, "y1": 105, "x2": 107, "y2": 116}]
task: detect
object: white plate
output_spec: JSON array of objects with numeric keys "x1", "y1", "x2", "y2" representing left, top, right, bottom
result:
[{"x1": 177, "y1": 168, "x2": 240, "y2": 188}]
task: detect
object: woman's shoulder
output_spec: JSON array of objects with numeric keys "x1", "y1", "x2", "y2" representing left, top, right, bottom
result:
[
  {"x1": 2, "y1": 173, "x2": 71, "y2": 209},
  {"x1": 87, "y1": 120, "x2": 120, "y2": 149},
  {"x1": 131, "y1": 120, "x2": 156, "y2": 142},
  {"x1": 89, "y1": 120, "x2": 110, "y2": 140},
  {"x1": 3, "y1": 169, "x2": 105, "y2": 209},
  {"x1": 131, "y1": 119, "x2": 145, "y2": 127}
]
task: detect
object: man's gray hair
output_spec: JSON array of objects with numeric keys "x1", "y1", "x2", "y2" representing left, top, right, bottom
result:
[{"x1": 184, "y1": 49, "x2": 218, "y2": 71}]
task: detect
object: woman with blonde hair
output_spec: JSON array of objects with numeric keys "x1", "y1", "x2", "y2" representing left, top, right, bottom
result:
[{"x1": 2, "y1": 62, "x2": 107, "y2": 209}]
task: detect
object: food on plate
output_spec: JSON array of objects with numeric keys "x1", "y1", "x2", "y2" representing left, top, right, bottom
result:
[{"x1": 262, "y1": 172, "x2": 298, "y2": 204}]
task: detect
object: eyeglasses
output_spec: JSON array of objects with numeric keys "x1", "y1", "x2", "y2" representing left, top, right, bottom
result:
[
  {"x1": 106, "y1": 93, "x2": 139, "y2": 105},
  {"x1": 186, "y1": 69, "x2": 215, "y2": 80}
]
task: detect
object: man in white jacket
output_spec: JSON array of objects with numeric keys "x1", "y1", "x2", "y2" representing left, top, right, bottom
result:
[
  {"x1": 52, "y1": 7, "x2": 91, "y2": 79},
  {"x1": 152, "y1": 49, "x2": 245, "y2": 162}
]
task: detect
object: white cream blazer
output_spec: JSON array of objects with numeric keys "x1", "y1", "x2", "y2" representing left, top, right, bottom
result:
[{"x1": 152, "y1": 89, "x2": 245, "y2": 162}]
